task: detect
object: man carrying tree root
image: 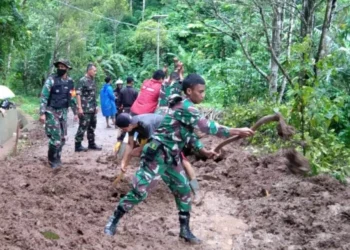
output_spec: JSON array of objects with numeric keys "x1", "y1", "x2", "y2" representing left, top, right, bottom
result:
[{"x1": 104, "y1": 73, "x2": 254, "y2": 244}]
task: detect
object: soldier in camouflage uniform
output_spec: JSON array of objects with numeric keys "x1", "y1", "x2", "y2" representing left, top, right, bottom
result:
[
  {"x1": 75, "y1": 63, "x2": 102, "y2": 152},
  {"x1": 156, "y1": 71, "x2": 183, "y2": 115},
  {"x1": 39, "y1": 59, "x2": 77, "y2": 169},
  {"x1": 156, "y1": 71, "x2": 203, "y2": 205},
  {"x1": 104, "y1": 73, "x2": 255, "y2": 244}
]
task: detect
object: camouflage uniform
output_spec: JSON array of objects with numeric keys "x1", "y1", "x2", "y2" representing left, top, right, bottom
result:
[
  {"x1": 105, "y1": 97, "x2": 231, "y2": 243},
  {"x1": 156, "y1": 80, "x2": 182, "y2": 115},
  {"x1": 118, "y1": 98, "x2": 230, "y2": 212},
  {"x1": 75, "y1": 75, "x2": 98, "y2": 145},
  {"x1": 40, "y1": 76, "x2": 77, "y2": 149}
]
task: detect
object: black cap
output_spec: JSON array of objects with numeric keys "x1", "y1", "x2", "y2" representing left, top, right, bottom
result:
[
  {"x1": 53, "y1": 59, "x2": 72, "y2": 69},
  {"x1": 116, "y1": 113, "x2": 132, "y2": 128}
]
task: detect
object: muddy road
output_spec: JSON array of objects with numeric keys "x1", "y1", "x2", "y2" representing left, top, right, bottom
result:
[{"x1": 0, "y1": 112, "x2": 349, "y2": 250}]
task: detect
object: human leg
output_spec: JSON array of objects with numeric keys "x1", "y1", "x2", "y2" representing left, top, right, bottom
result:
[
  {"x1": 75, "y1": 113, "x2": 88, "y2": 152},
  {"x1": 87, "y1": 114, "x2": 102, "y2": 150}
]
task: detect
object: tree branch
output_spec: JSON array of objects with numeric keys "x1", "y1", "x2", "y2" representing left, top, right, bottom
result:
[{"x1": 258, "y1": 4, "x2": 293, "y2": 86}]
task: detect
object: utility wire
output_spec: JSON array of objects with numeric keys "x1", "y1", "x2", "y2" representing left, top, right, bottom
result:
[{"x1": 52, "y1": 0, "x2": 222, "y2": 35}]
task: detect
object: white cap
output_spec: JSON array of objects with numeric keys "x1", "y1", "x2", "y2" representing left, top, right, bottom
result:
[{"x1": 115, "y1": 79, "x2": 123, "y2": 85}]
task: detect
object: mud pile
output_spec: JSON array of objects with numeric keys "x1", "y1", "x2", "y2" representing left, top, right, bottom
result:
[{"x1": 0, "y1": 126, "x2": 349, "y2": 250}]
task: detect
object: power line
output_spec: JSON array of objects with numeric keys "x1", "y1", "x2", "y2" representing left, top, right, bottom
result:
[{"x1": 52, "y1": 0, "x2": 222, "y2": 35}]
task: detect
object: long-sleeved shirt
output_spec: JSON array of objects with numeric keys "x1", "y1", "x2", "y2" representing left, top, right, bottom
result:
[
  {"x1": 76, "y1": 75, "x2": 97, "y2": 114},
  {"x1": 158, "y1": 80, "x2": 182, "y2": 107},
  {"x1": 153, "y1": 98, "x2": 230, "y2": 155},
  {"x1": 39, "y1": 75, "x2": 77, "y2": 115}
]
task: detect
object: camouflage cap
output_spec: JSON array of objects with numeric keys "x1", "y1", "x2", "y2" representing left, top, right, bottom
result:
[{"x1": 53, "y1": 59, "x2": 72, "y2": 69}]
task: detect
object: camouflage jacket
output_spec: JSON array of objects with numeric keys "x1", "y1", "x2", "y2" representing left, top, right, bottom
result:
[
  {"x1": 39, "y1": 75, "x2": 77, "y2": 115},
  {"x1": 76, "y1": 75, "x2": 97, "y2": 113},
  {"x1": 158, "y1": 80, "x2": 182, "y2": 107},
  {"x1": 153, "y1": 98, "x2": 230, "y2": 156}
]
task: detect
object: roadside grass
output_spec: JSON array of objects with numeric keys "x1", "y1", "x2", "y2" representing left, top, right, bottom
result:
[{"x1": 13, "y1": 95, "x2": 40, "y2": 120}]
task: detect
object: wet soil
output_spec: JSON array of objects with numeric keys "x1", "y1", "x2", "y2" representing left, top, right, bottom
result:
[{"x1": 0, "y1": 113, "x2": 349, "y2": 250}]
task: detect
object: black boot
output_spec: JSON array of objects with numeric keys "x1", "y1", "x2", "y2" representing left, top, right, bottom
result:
[
  {"x1": 56, "y1": 145, "x2": 63, "y2": 166},
  {"x1": 48, "y1": 146, "x2": 60, "y2": 169},
  {"x1": 75, "y1": 142, "x2": 88, "y2": 152},
  {"x1": 104, "y1": 207, "x2": 125, "y2": 236},
  {"x1": 179, "y1": 212, "x2": 201, "y2": 244},
  {"x1": 88, "y1": 142, "x2": 102, "y2": 151}
]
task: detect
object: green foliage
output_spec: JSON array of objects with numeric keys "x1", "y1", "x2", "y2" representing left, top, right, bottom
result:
[{"x1": 13, "y1": 95, "x2": 40, "y2": 120}]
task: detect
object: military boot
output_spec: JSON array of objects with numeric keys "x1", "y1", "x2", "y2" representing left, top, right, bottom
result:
[
  {"x1": 88, "y1": 142, "x2": 102, "y2": 151},
  {"x1": 189, "y1": 179, "x2": 204, "y2": 206},
  {"x1": 104, "y1": 207, "x2": 126, "y2": 236},
  {"x1": 179, "y1": 212, "x2": 201, "y2": 244},
  {"x1": 75, "y1": 142, "x2": 88, "y2": 152},
  {"x1": 48, "y1": 146, "x2": 60, "y2": 169},
  {"x1": 56, "y1": 145, "x2": 63, "y2": 166}
]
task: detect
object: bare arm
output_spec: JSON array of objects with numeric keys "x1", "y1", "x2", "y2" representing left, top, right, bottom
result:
[{"x1": 120, "y1": 136, "x2": 135, "y2": 172}]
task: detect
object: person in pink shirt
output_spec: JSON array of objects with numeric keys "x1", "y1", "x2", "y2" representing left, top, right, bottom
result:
[{"x1": 131, "y1": 70, "x2": 165, "y2": 115}]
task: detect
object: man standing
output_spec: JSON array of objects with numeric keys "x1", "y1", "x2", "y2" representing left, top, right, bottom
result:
[
  {"x1": 118, "y1": 76, "x2": 138, "y2": 114},
  {"x1": 75, "y1": 63, "x2": 102, "y2": 152},
  {"x1": 113, "y1": 79, "x2": 124, "y2": 123},
  {"x1": 39, "y1": 59, "x2": 77, "y2": 169},
  {"x1": 130, "y1": 70, "x2": 165, "y2": 115}
]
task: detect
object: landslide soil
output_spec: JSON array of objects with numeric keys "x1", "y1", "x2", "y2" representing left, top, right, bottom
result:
[{"x1": 0, "y1": 114, "x2": 350, "y2": 250}]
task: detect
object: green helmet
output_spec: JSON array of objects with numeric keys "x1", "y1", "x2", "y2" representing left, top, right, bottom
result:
[{"x1": 53, "y1": 59, "x2": 72, "y2": 69}]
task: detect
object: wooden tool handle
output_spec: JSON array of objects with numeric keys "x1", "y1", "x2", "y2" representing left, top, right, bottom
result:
[
  {"x1": 112, "y1": 172, "x2": 125, "y2": 186},
  {"x1": 214, "y1": 113, "x2": 281, "y2": 152}
]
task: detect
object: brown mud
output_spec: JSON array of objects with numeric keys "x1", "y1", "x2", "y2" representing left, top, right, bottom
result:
[{"x1": 0, "y1": 113, "x2": 349, "y2": 250}]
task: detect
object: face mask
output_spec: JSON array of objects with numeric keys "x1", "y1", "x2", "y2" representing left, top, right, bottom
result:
[{"x1": 57, "y1": 68, "x2": 67, "y2": 77}]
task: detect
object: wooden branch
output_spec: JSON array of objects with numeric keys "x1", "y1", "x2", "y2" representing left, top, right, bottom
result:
[{"x1": 214, "y1": 113, "x2": 281, "y2": 152}]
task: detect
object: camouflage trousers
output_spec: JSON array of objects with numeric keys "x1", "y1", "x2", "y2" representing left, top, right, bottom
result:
[
  {"x1": 75, "y1": 113, "x2": 97, "y2": 144},
  {"x1": 45, "y1": 109, "x2": 67, "y2": 149},
  {"x1": 119, "y1": 141, "x2": 192, "y2": 212}
]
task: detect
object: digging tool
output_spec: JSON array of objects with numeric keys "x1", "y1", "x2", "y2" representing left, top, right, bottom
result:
[
  {"x1": 212, "y1": 112, "x2": 310, "y2": 175},
  {"x1": 214, "y1": 113, "x2": 295, "y2": 153}
]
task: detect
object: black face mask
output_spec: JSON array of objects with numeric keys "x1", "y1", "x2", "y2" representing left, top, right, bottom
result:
[{"x1": 57, "y1": 69, "x2": 67, "y2": 77}]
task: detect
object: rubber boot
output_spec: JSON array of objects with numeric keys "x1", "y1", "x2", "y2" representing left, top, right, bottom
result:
[
  {"x1": 75, "y1": 142, "x2": 88, "y2": 152},
  {"x1": 104, "y1": 207, "x2": 126, "y2": 236},
  {"x1": 189, "y1": 179, "x2": 204, "y2": 206},
  {"x1": 179, "y1": 212, "x2": 201, "y2": 244},
  {"x1": 88, "y1": 142, "x2": 102, "y2": 151},
  {"x1": 48, "y1": 146, "x2": 60, "y2": 169},
  {"x1": 56, "y1": 144, "x2": 64, "y2": 166}
]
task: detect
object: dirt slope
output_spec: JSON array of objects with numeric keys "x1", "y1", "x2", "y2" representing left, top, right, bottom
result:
[{"x1": 0, "y1": 115, "x2": 349, "y2": 250}]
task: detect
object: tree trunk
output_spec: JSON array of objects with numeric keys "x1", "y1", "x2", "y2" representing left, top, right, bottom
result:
[
  {"x1": 48, "y1": 24, "x2": 60, "y2": 76},
  {"x1": 300, "y1": 0, "x2": 316, "y2": 39},
  {"x1": 5, "y1": 38, "x2": 14, "y2": 85},
  {"x1": 279, "y1": 0, "x2": 296, "y2": 103},
  {"x1": 314, "y1": 0, "x2": 337, "y2": 76},
  {"x1": 298, "y1": 0, "x2": 316, "y2": 153},
  {"x1": 269, "y1": 2, "x2": 283, "y2": 99},
  {"x1": 142, "y1": 0, "x2": 146, "y2": 21}
]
